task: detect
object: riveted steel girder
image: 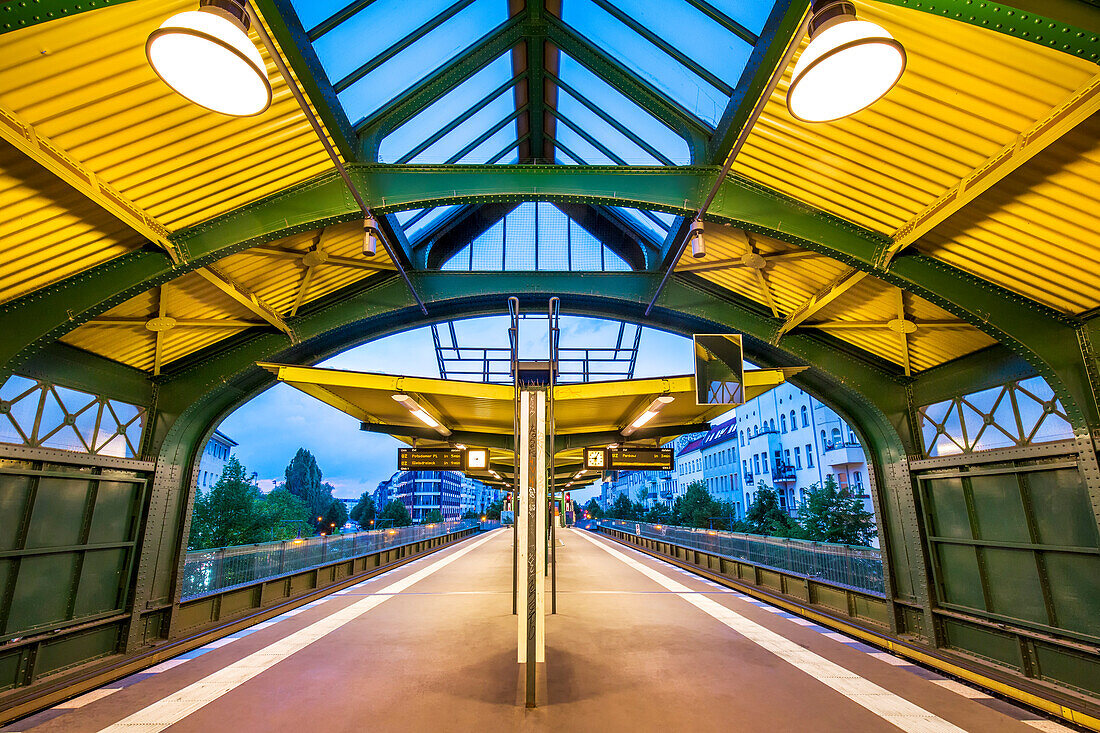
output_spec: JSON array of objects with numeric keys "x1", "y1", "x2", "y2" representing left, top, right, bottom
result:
[{"x1": 0, "y1": 163, "x2": 1094, "y2": 432}]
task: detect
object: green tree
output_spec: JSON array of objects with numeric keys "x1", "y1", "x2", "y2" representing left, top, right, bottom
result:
[
  {"x1": 644, "y1": 502, "x2": 673, "y2": 524},
  {"x1": 378, "y1": 499, "x2": 413, "y2": 527},
  {"x1": 745, "y1": 483, "x2": 799, "y2": 537},
  {"x1": 583, "y1": 498, "x2": 603, "y2": 519},
  {"x1": 258, "y1": 487, "x2": 311, "y2": 540},
  {"x1": 606, "y1": 493, "x2": 644, "y2": 520},
  {"x1": 318, "y1": 498, "x2": 348, "y2": 534},
  {"x1": 678, "y1": 482, "x2": 721, "y2": 528},
  {"x1": 283, "y1": 448, "x2": 335, "y2": 529},
  {"x1": 798, "y1": 476, "x2": 877, "y2": 546},
  {"x1": 423, "y1": 508, "x2": 444, "y2": 523},
  {"x1": 188, "y1": 457, "x2": 267, "y2": 549},
  {"x1": 485, "y1": 498, "x2": 503, "y2": 520},
  {"x1": 349, "y1": 491, "x2": 376, "y2": 527}
]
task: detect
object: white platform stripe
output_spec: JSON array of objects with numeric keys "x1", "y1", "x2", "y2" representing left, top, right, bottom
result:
[
  {"x1": 932, "y1": 680, "x2": 992, "y2": 699},
  {"x1": 577, "y1": 531, "x2": 967, "y2": 733},
  {"x1": 96, "y1": 532, "x2": 497, "y2": 733},
  {"x1": 1023, "y1": 720, "x2": 1075, "y2": 731}
]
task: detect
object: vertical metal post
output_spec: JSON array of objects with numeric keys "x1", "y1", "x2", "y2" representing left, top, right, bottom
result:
[
  {"x1": 548, "y1": 297, "x2": 559, "y2": 614},
  {"x1": 525, "y1": 390, "x2": 539, "y2": 707},
  {"x1": 509, "y1": 297, "x2": 520, "y2": 616}
]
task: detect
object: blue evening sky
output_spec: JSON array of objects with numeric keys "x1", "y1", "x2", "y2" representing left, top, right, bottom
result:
[{"x1": 218, "y1": 316, "x2": 703, "y2": 504}]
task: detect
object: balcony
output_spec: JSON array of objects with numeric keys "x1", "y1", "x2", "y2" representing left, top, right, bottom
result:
[
  {"x1": 824, "y1": 442, "x2": 865, "y2": 467},
  {"x1": 772, "y1": 463, "x2": 796, "y2": 482}
]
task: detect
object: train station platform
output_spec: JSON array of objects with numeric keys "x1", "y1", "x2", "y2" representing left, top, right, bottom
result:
[{"x1": 3, "y1": 529, "x2": 1071, "y2": 733}]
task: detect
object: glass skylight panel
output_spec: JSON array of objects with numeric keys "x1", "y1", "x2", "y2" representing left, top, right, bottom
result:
[
  {"x1": 453, "y1": 119, "x2": 519, "y2": 164},
  {"x1": 557, "y1": 55, "x2": 690, "y2": 165},
  {"x1": 441, "y1": 243, "x2": 472, "y2": 270},
  {"x1": 553, "y1": 125, "x2": 616, "y2": 165},
  {"x1": 335, "y1": 0, "x2": 509, "y2": 125},
  {"x1": 438, "y1": 204, "x2": 634, "y2": 271},
  {"x1": 293, "y1": 0, "x2": 363, "y2": 32},
  {"x1": 470, "y1": 220, "x2": 505, "y2": 269},
  {"x1": 378, "y1": 53, "x2": 514, "y2": 163},
  {"x1": 562, "y1": 0, "x2": 727, "y2": 126},
  {"x1": 312, "y1": 0, "x2": 455, "y2": 83},
  {"x1": 709, "y1": 0, "x2": 775, "y2": 37},
  {"x1": 537, "y1": 204, "x2": 570, "y2": 270},
  {"x1": 403, "y1": 205, "x2": 463, "y2": 241},
  {"x1": 568, "y1": 220, "x2": 603, "y2": 270},
  {"x1": 612, "y1": 206, "x2": 673, "y2": 241},
  {"x1": 557, "y1": 90, "x2": 661, "y2": 165},
  {"x1": 604, "y1": 248, "x2": 631, "y2": 271},
  {"x1": 610, "y1": 0, "x2": 754, "y2": 91},
  {"x1": 504, "y1": 204, "x2": 536, "y2": 270},
  {"x1": 407, "y1": 91, "x2": 514, "y2": 163},
  {"x1": 488, "y1": 146, "x2": 521, "y2": 165}
]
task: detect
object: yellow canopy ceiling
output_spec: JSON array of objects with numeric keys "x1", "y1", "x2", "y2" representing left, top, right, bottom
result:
[{"x1": 258, "y1": 362, "x2": 806, "y2": 490}]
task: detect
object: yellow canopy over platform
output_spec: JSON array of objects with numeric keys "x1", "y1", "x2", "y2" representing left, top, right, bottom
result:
[{"x1": 258, "y1": 362, "x2": 806, "y2": 491}]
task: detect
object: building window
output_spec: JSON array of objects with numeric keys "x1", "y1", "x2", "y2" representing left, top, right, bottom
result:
[
  {"x1": 769, "y1": 419, "x2": 775, "y2": 431},
  {"x1": 780, "y1": 414, "x2": 787, "y2": 433},
  {"x1": 762, "y1": 453, "x2": 769, "y2": 473},
  {"x1": 820, "y1": 430, "x2": 827, "y2": 447},
  {"x1": 831, "y1": 427, "x2": 842, "y2": 446},
  {"x1": 794, "y1": 447, "x2": 802, "y2": 469},
  {"x1": 806, "y1": 446, "x2": 814, "y2": 468},
  {"x1": 754, "y1": 455, "x2": 760, "y2": 473},
  {"x1": 784, "y1": 449, "x2": 791, "y2": 465},
  {"x1": 740, "y1": 431, "x2": 745, "y2": 446},
  {"x1": 790, "y1": 410, "x2": 796, "y2": 430},
  {"x1": 853, "y1": 471, "x2": 862, "y2": 487},
  {"x1": 801, "y1": 406, "x2": 809, "y2": 427}
]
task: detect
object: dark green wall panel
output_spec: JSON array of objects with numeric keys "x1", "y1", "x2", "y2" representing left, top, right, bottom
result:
[{"x1": 1026, "y1": 470, "x2": 1099, "y2": 547}]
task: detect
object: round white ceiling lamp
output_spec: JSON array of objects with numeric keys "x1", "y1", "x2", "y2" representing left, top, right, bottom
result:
[
  {"x1": 786, "y1": 0, "x2": 906, "y2": 123},
  {"x1": 146, "y1": 0, "x2": 272, "y2": 117}
]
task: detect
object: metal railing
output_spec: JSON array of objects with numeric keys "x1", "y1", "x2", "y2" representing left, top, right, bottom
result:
[
  {"x1": 181, "y1": 520, "x2": 479, "y2": 600},
  {"x1": 595, "y1": 519, "x2": 884, "y2": 595}
]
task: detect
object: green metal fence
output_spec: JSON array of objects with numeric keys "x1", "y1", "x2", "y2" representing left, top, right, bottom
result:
[
  {"x1": 596, "y1": 520, "x2": 885, "y2": 595},
  {"x1": 180, "y1": 520, "x2": 479, "y2": 599}
]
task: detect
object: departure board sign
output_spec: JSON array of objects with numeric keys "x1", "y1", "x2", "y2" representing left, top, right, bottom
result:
[
  {"x1": 398, "y1": 447, "x2": 491, "y2": 472},
  {"x1": 398, "y1": 448, "x2": 464, "y2": 470},
  {"x1": 606, "y1": 448, "x2": 673, "y2": 471}
]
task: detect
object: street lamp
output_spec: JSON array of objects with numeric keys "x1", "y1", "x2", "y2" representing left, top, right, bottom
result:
[
  {"x1": 786, "y1": 0, "x2": 906, "y2": 123},
  {"x1": 146, "y1": 0, "x2": 272, "y2": 116}
]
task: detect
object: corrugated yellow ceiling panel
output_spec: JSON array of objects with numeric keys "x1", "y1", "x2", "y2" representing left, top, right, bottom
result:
[
  {"x1": 62, "y1": 323, "x2": 156, "y2": 372},
  {"x1": 916, "y1": 114, "x2": 1100, "y2": 313},
  {"x1": 0, "y1": 141, "x2": 143, "y2": 304},
  {"x1": 0, "y1": 0, "x2": 333, "y2": 232},
  {"x1": 60, "y1": 221, "x2": 392, "y2": 371},
  {"x1": 806, "y1": 279, "x2": 995, "y2": 371},
  {"x1": 158, "y1": 325, "x2": 252, "y2": 367},
  {"x1": 732, "y1": 0, "x2": 1098, "y2": 235}
]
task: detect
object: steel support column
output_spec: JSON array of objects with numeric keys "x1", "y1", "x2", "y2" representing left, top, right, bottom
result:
[{"x1": 516, "y1": 388, "x2": 547, "y2": 707}]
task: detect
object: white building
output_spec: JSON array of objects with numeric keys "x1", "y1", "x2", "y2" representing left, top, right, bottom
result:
[
  {"x1": 734, "y1": 382, "x2": 870, "y2": 516},
  {"x1": 195, "y1": 430, "x2": 237, "y2": 490}
]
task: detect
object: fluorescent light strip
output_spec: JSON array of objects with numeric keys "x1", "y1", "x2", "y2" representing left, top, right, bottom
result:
[{"x1": 622, "y1": 395, "x2": 674, "y2": 436}]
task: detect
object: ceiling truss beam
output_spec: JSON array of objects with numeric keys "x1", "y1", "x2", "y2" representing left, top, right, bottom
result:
[
  {"x1": 195, "y1": 267, "x2": 297, "y2": 343},
  {"x1": 773, "y1": 268, "x2": 869, "y2": 343},
  {"x1": 0, "y1": 100, "x2": 181, "y2": 264}
]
